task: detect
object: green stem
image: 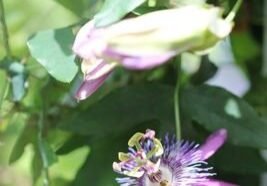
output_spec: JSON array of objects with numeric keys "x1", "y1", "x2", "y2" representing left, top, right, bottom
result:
[
  {"x1": 174, "y1": 58, "x2": 181, "y2": 140},
  {"x1": 262, "y1": 0, "x2": 267, "y2": 77},
  {"x1": 226, "y1": 0, "x2": 243, "y2": 22},
  {"x1": 37, "y1": 111, "x2": 50, "y2": 186},
  {"x1": 0, "y1": 0, "x2": 11, "y2": 108},
  {"x1": 0, "y1": 74, "x2": 8, "y2": 108},
  {"x1": 0, "y1": 0, "x2": 11, "y2": 57}
]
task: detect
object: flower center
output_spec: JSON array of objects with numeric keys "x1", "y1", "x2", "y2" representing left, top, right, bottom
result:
[
  {"x1": 145, "y1": 165, "x2": 173, "y2": 186},
  {"x1": 160, "y1": 180, "x2": 170, "y2": 186}
]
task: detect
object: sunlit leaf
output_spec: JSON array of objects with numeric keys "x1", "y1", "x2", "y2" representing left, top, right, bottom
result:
[
  {"x1": 94, "y1": 0, "x2": 146, "y2": 27},
  {"x1": 27, "y1": 28, "x2": 78, "y2": 83},
  {"x1": 32, "y1": 151, "x2": 43, "y2": 184},
  {"x1": 72, "y1": 139, "x2": 118, "y2": 186},
  {"x1": 9, "y1": 123, "x2": 36, "y2": 164},
  {"x1": 51, "y1": 147, "x2": 89, "y2": 181}
]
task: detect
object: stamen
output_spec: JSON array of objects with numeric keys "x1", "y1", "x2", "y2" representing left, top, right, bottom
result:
[{"x1": 148, "y1": 170, "x2": 162, "y2": 183}]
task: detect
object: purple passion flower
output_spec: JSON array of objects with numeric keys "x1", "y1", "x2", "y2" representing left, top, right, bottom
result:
[
  {"x1": 73, "y1": 5, "x2": 233, "y2": 100},
  {"x1": 113, "y1": 129, "x2": 237, "y2": 186}
]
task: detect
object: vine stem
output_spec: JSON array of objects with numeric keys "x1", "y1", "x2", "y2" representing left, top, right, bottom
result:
[
  {"x1": 0, "y1": 75, "x2": 9, "y2": 108},
  {"x1": 0, "y1": 0, "x2": 11, "y2": 58},
  {"x1": 37, "y1": 111, "x2": 50, "y2": 186},
  {"x1": 262, "y1": 0, "x2": 267, "y2": 77},
  {"x1": 0, "y1": 0, "x2": 11, "y2": 110},
  {"x1": 226, "y1": 0, "x2": 243, "y2": 22},
  {"x1": 174, "y1": 57, "x2": 181, "y2": 140}
]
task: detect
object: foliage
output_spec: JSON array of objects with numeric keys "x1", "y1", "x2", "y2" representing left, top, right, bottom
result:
[{"x1": 0, "y1": 0, "x2": 266, "y2": 186}]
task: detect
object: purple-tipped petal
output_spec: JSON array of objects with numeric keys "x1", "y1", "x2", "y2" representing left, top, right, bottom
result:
[
  {"x1": 72, "y1": 20, "x2": 106, "y2": 60},
  {"x1": 121, "y1": 54, "x2": 175, "y2": 70},
  {"x1": 75, "y1": 71, "x2": 111, "y2": 100},
  {"x1": 199, "y1": 129, "x2": 227, "y2": 160},
  {"x1": 104, "y1": 48, "x2": 175, "y2": 70},
  {"x1": 199, "y1": 179, "x2": 238, "y2": 186},
  {"x1": 72, "y1": 21, "x2": 94, "y2": 57},
  {"x1": 75, "y1": 61, "x2": 115, "y2": 100}
]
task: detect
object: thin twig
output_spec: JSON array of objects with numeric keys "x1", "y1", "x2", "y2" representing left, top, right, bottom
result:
[
  {"x1": 174, "y1": 57, "x2": 181, "y2": 140},
  {"x1": 226, "y1": 0, "x2": 243, "y2": 22},
  {"x1": 0, "y1": 0, "x2": 11, "y2": 57},
  {"x1": 37, "y1": 110, "x2": 50, "y2": 186},
  {"x1": 262, "y1": 0, "x2": 267, "y2": 77},
  {"x1": 0, "y1": 74, "x2": 9, "y2": 109}
]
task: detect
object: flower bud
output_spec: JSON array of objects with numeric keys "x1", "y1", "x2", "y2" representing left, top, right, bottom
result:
[
  {"x1": 105, "y1": 5, "x2": 232, "y2": 57},
  {"x1": 72, "y1": 5, "x2": 233, "y2": 100}
]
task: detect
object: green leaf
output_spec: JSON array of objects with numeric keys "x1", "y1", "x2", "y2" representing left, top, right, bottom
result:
[
  {"x1": 94, "y1": 0, "x2": 146, "y2": 27},
  {"x1": 210, "y1": 144, "x2": 267, "y2": 174},
  {"x1": 57, "y1": 135, "x2": 91, "y2": 155},
  {"x1": 245, "y1": 78, "x2": 267, "y2": 116},
  {"x1": 231, "y1": 32, "x2": 261, "y2": 65},
  {"x1": 0, "y1": 75, "x2": 7, "y2": 101},
  {"x1": 9, "y1": 123, "x2": 36, "y2": 164},
  {"x1": 54, "y1": 0, "x2": 88, "y2": 16},
  {"x1": 133, "y1": 5, "x2": 166, "y2": 15},
  {"x1": 27, "y1": 28, "x2": 78, "y2": 83},
  {"x1": 182, "y1": 85, "x2": 267, "y2": 149},
  {"x1": 60, "y1": 84, "x2": 267, "y2": 149},
  {"x1": 59, "y1": 84, "x2": 175, "y2": 137},
  {"x1": 72, "y1": 139, "x2": 119, "y2": 186},
  {"x1": 32, "y1": 150, "x2": 43, "y2": 184},
  {"x1": 51, "y1": 147, "x2": 89, "y2": 181}
]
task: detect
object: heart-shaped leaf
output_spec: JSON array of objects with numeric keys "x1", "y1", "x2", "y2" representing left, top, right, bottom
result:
[{"x1": 27, "y1": 28, "x2": 78, "y2": 83}]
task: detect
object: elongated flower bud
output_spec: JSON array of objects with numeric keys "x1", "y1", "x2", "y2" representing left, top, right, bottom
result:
[
  {"x1": 104, "y1": 5, "x2": 233, "y2": 58},
  {"x1": 73, "y1": 4, "x2": 234, "y2": 100}
]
